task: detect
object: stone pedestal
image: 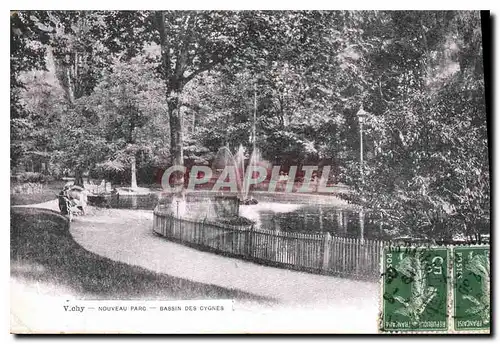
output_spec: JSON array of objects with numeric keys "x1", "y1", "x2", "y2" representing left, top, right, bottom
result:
[{"x1": 213, "y1": 196, "x2": 239, "y2": 218}]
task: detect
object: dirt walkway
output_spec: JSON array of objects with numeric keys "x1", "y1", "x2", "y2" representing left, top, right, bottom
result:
[{"x1": 14, "y1": 200, "x2": 380, "y2": 332}]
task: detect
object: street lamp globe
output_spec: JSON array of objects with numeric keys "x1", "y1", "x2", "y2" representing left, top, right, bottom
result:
[{"x1": 356, "y1": 107, "x2": 368, "y2": 123}]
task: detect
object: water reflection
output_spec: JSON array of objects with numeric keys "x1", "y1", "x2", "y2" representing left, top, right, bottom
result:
[
  {"x1": 108, "y1": 194, "x2": 159, "y2": 210},
  {"x1": 250, "y1": 203, "x2": 390, "y2": 240},
  {"x1": 105, "y1": 194, "x2": 389, "y2": 240}
]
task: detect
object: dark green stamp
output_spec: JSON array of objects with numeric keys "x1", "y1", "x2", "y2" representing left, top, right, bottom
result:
[
  {"x1": 453, "y1": 246, "x2": 490, "y2": 331},
  {"x1": 381, "y1": 246, "x2": 449, "y2": 332}
]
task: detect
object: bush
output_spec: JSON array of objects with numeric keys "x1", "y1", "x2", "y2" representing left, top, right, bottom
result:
[
  {"x1": 215, "y1": 216, "x2": 255, "y2": 226},
  {"x1": 11, "y1": 182, "x2": 44, "y2": 195},
  {"x1": 15, "y1": 172, "x2": 45, "y2": 183},
  {"x1": 12, "y1": 172, "x2": 54, "y2": 184}
]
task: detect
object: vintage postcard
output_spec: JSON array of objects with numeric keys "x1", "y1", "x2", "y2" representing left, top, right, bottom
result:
[{"x1": 10, "y1": 9, "x2": 491, "y2": 334}]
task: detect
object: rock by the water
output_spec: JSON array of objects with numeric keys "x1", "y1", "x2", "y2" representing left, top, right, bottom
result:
[{"x1": 241, "y1": 198, "x2": 258, "y2": 205}]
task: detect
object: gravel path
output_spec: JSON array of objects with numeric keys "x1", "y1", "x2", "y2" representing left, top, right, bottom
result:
[{"x1": 13, "y1": 200, "x2": 380, "y2": 332}]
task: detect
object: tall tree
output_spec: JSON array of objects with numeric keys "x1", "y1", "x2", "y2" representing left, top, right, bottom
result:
[
  {"x1": 10, "y1": 11, "x2": 50, "y2": 170},
  {"x1": 152, "y1": 11, "x2": 255, "y2": 185},
  {"x1": 105, "y1": 11, "x2": 316, "y2": 186},
  {"x1": 85, "y1": 57, "x2": 168, "y2": 188},
  {"x1": 43, "y1": 11, "x2": 111, "y2": 184},
  {"x1": 347, "y1": 11, "x2": 489, "y2": 240}
]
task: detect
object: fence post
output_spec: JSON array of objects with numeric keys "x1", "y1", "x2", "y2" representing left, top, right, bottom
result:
[
  {"x1": 245, "y1": 225, "x2": 254, "y2": 258},
  {"x1": 378, "y1": 239, "x2": 385, "y2": 279},
  {"x1": 321, "y1": 232, "x2": 331, "y2": 272},
  {"x1": 355, "y1": 238, "x2": 360, "y2": 275},
  {"x1": 201, "y1": 218, "x2": 206, "y2": 245}
]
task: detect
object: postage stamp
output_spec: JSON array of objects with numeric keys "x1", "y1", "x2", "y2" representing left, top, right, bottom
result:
[
  {"x1": 380, "y1": 246, "x2": 449, "y2": 332},
  {"x1": 453, "y1": 246, "x2": 491, "y2": 332}
]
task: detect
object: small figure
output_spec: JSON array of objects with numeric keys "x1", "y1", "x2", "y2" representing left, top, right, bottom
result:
[{"x1": 57, "y1": 185, "x2": 89, "y2": 221}]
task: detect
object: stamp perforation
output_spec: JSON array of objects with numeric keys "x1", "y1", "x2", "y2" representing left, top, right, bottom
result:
[{"x1": 379, "y1": 244, "x2": 490, "y2": 334}]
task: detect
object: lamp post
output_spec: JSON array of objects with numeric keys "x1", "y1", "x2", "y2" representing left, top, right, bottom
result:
[
  {"x1": 253, "y1": 81, "x2": 257, "y2": 156},
  {"x1": 356, "y1": 107, "x2": 368, "y2": 184},
  {"x1": 356, "y1": 107, "x2": 368, "y2": 243},
  {"x1": 244, "y1": 80, "x2": 258, "y2": 201}
]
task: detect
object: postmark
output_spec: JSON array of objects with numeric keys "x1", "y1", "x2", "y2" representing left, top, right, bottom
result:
[
  {"x1": 380, "y1": 245, "x2": 449, "y2": 332},
  {"x1": 453, "y1": 246, "x2": 490, "y2": 332}
]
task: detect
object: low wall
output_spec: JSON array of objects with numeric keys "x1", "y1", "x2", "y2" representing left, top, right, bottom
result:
[
  {"x1": 164, "y1": 190, "x2": 356, "y2": 208},
  {"x1": 153, "y1": 206, "x2": 386, "y2": 280},
  {"x1": 11, "y1": 183, "x2": 44, "y2": 194}
]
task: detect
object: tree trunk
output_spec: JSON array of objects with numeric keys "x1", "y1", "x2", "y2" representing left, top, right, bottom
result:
[
  {"x1": 53, "y1": 51, "x2": 76, "y2": 106},
  {"x1": 156, "y1": 12, "x2": 185, "y2": 191},
  {"x1": 74, "y1": 170, "x2": 84, "y2": 187},
  {"x1": 130, "y1": 154, "x2": 138, "y2": 189},
  {"x1": 53, "y1": 51, "x2": 84, "y2": 186},
  {"x1": 167, "y1": 93, "x2": 185, "y2": 187}
]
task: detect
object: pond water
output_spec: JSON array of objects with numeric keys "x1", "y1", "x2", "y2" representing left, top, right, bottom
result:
[
  {"x1": 107, "y1": 193, "x2": 160, "y2": 210},
  {"x1": 240, "y1": 202, "x2": 390, "y2": 240},
  {"x1": 102, "y1": 193, "x2": 390, "y2": 240}
]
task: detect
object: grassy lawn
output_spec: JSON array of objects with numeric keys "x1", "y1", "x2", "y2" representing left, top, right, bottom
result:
[
  {"x1": 10, "y1": 181, "x2": 66, "y2": 206},
  {"x1": 11, "y1": 207, "x2": 273, "y2": 302}
]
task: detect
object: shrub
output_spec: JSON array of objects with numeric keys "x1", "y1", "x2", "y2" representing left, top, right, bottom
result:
[
  {"x1": 11, "y1": 182, "x2": 44, "y2": 195},
  {"x1": 13, "y1": 172, "x2": 53, "y2": 184}
]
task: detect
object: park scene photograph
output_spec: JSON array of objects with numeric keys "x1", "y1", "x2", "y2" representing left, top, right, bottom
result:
[{"x1": 10, "y1": 10, "x2": 490, "y2": 333}]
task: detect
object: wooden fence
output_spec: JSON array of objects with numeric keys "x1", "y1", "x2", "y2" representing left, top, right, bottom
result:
[{"x1": 153, "y1": 206, "x2": 387, "y2": 280}]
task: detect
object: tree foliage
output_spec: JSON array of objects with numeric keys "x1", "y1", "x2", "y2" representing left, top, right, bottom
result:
[
  {"x1": 352, "y1": 11, "x2": 489, "y2": 240},
  {"x1": 83, "y1": 57, "x2": 169, "y2": 186},
  {"x1": 11, "y1": 10, "x2": 489, "y2": 239},
  {"x1": 11, "y1": 11, "x2": 50, "y2": 168}
]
